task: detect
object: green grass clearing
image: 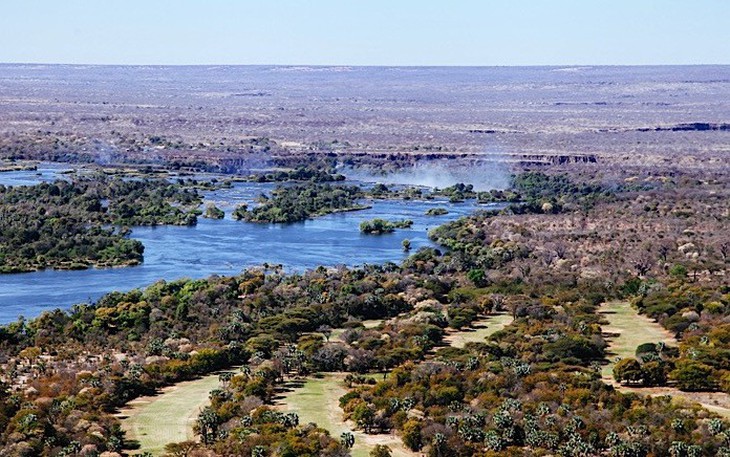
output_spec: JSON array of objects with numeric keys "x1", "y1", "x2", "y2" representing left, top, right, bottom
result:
[
  {"x1": 119, "y1": 373, "x2": 222, "y2": 456},
  {"x1": 277, "y1": 373, "x2": 415, "y2": 457},
  {"x1": 443, "y1": 313, "x2": 513, "y2": 348},
  {"x1": 599, "y1": 301, "x2": 676, "y2": 378},
  {"x1": 600, "y1": 301, "x2": 730, "y2": 419}
]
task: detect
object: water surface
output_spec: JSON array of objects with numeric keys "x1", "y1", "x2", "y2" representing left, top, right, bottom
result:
[{"x1": 0, "y1": 169, "x2": 493, "y2": 322}]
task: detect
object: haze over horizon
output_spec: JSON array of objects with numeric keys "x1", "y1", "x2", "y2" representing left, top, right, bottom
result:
[{"x1": 1, "y1": 0, "x2": 728, "y2": 67}]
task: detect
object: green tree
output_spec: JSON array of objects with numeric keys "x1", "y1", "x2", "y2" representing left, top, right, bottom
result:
[
  {"x1": 353, "y1": 403, "x2": 375, "y2": 433},
  {"x1": 204, "y1": 203, "x2": 225, "y2": 219},
  {"x1": 671, "y1": 360, "x2": 717, "y2": 391},
  {"x1": 467, "y1": 268, "x2": 488, "y2": 287},
  {"x1": 370, "y1": 444, "x2": 392, "y2": 457},
  {"x1": 163, "y1": 441, "x2": 202, "y2": 457},
  {"x1": 613, "y1": 358, "x2": 644, "y2": 385},
  {"x1": 402, "y1": 419, "x2": 423, "y2": 451},
  {"x1": 340, "y1": 431, "x2": 355, "y2": 449}
]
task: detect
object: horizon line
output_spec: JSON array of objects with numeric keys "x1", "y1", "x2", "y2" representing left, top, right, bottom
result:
[{"x1": 1, "y1": 61, "x2": 729, "y2": 68}]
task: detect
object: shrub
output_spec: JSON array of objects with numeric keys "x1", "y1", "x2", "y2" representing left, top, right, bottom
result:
[{"x1": 671, "y1": 360, "x2": 717, "y2": 391}]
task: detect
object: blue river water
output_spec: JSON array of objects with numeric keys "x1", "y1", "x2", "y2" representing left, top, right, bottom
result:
[{"x1": 0, "y1": 166, "x2": 496, "y2": 323}]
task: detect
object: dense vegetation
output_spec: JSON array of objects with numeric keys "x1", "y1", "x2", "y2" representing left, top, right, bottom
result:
[
  {"x1": 233, "y1": 183, "x2": 369, "y2": 223},
  {"x1": 359, "y1": 218, "x2": 413, "y2": 234},
  {"x1": 614, "y1": 279, "x2": 730, "y2": 392},
  {"x1": 341, "y1": 295, "x2": 727, "y2": 457},
  {"x1": 0, "y1": 170, "x2": 728, "y2": 456},
  {"x1": 0, "y1": 178, "x2": 201, "y2": 273},
  {"x1": 425, "y1": 207, "x2": 449, "y2": 216},
  {"x1": 245, "y1": 166, "x2": 346, "y2": 183},
  {"x1": 203, "y1": 203, "x2": 225, "y2": 219}
]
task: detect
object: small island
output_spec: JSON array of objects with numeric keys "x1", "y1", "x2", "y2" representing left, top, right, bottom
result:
[
  {"x1": 359, "y1": 218, "x2": 413, "y2": 234},
  {"x1": 203, "y1": 203, "x2": 225, "y2": 219},
  {"x1": 425, "y1": 207, "x2": 449, "y2": 216},
  {"x1": 233, "y1": 183, "x2": 369, "y2": 223}
]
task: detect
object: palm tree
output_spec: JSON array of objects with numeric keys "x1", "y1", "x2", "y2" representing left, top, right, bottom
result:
[
  {"x1": 196, "y1": 407, "x2": 220, "y2": 444},
  {"x1": 431, "y1": 433, "x2": 447, "y2": 457},
  {"x1": 218, "y1": 371, "x2": 234, "y2": 385},
  {"x1": 340, "y1": 431, "x2": 355, "y2": 449}
]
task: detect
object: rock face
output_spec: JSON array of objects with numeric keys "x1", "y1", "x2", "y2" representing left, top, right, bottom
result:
[
  {"x1": 519, "y1": 153, "x2": 598, "y2": 166},
  {"x1": 638, "y1": 122, "x2": 730, "y2": 132}
]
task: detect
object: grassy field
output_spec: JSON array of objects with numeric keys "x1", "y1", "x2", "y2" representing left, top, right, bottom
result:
[
  {"x1": 600, "y1": 301, "x2": 730, "y2": 419},
  {"x1": 118, "y1": 373, "x2": 223, "y2": 456},
  {"x1": 276, "y1": 373, "x2": 415, "y2": 457},
  {"x1": 599, "y1": 301, "x2": 676, "y2": 378},
  {"x1": 443, "y1": 313, "x2": 513, "y2": 348}
]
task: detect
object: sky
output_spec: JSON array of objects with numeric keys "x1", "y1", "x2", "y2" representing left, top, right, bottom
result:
[{"x1": 1, "y1": 0, "x2": 728, "y2": 66}]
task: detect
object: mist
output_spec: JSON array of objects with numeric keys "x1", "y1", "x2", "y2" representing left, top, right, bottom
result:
[{"x1": 342, "y1": 160, "x2": 511, "y2": 191}]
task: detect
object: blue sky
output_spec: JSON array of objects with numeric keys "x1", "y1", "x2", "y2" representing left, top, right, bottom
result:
[{"x1": 1, "y1": 0, "x2": 728, "y2": 65}]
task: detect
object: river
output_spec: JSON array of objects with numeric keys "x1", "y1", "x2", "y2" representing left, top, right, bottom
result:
[{"x1": 0, "y1": 166, "x2": 497, "y2": 323}]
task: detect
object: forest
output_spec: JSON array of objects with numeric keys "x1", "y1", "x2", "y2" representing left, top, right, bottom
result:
[{"x1": 0, "y1": 178, "x2": 201, "y2": 273}]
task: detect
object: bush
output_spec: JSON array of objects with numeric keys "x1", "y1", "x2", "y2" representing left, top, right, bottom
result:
[
  {"x1": 401, "y1": 419, "x2": 423, "y2": 451},
  {"x1": 636, "y1": 343, "x2": 659, "y2": 358},
  {"x1": 613, "y1": 358, "x2": 644, "y2": 385},
  {"x1": 370, "y1": 444, "x2": 392, "y2": 457},
  {"x1": 467, "y1": 269, "x2": 488, "y2": 287},
  {"x1": 545, "y1": 335, "x2": 603, "y2": 363},
  {"x1": 671, "y1": 360, "x2": 717, "y2": 391}
]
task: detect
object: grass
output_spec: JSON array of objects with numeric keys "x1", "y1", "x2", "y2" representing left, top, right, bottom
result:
[
  {"x1": 599, "y1": 301, "x2": 676, "y2": 378},
  {"x1": 443, "y1": 313, "x2": 513, "y2": 348},
  {"x1": 118, "y1": 373, "x2": 222, "y2": 456},
  {"x1": 277, "y1": 373, "x2": 415, "y2": 457},
  {"x1": 599, "y1": 301, "x2": 730, "y2": 419}
]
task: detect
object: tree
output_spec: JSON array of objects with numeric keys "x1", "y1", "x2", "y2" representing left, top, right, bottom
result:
[
  {"x1": 613, "y1": 358, "x2": 644, "y2": 385},
  {"x1": 402, "y1": 239, "x2": 411, "y2": 251},
  {"x1": 632, "y1": 250, "x2": 653, "y2": 277},
  {"x1": 669, "y1": 264, "x2": 688, "y2": 279},
  {"x1": 218, "y1": 371, "x2": 234, "y2": 385},
  {"x1": 430, "y1": 433, "x2": 447, "y2": 457},
  {"x1": 467, "y1": 268, "x2": 487, "y2": 287},
  {"x1": 204, "y1": 203, "x2": 225, "y2": 219},
  {"x1": 401, "y1": 419, "x2": 423, "y2": 451},
  {"x1": 642, "y1": 360, "x2": 668, "y2": 386},
  {"x1": 717, "y1": 239, "x2": 730, "y2": 263},
  {"x1": 352, "y1": 404, "x2": 375, "y2": 433},
  {"x1": 340, "y1": 431, "x2": 355, "y2": 449},
  {"x1": 360, "y1": 218, "x2": 393, "y2": 234},
  {"x1": 232, "y1": 204, "x2": 248, "y2": 220},
  {"x1": 317, "y1": 325, "x2": 333, "y2": 341},
  {"x1": 195, "y1": 406, "x2": 220, "y2": 444},
  {"x1": 370, "y1": 444, "x2": 392, "y2": 457},
  {"x1": 671, "y1": 360, "x2": 717, "y2": 391},
  {"x1": 163, "y1": 441, "x2": 202, "y2": 457}
]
